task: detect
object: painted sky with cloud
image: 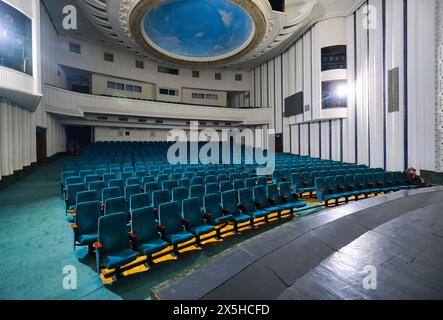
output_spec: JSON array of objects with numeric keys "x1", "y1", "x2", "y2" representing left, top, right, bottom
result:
[{"x1": 143, "y1": 0, "x2": 253, "y2": 58}]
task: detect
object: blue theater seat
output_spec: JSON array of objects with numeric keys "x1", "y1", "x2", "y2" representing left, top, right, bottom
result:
[
  {"x1": 238, "y1": 188, "x2": 268, "y2": 221},
  {"x1": 253, "y1": 185, "x2": 281, "y2": 214},
  {"x1": 76, "y1": 190, "x2": 98, "y2": 205},
  {"x1": 183, "y1": 198, "x2": 215, "y2": 245},
  {"x1": 221, "y1": 190, "x2": 251, "y2": 232},
  {"x1": 102, "y1": 187, "x2": 121, "y2": 204},
  {"x1": 129, "y1": 193, "x2": 151, "y2": 214},
  {"x1": 95, "y1": 213, "x2": 138, "y2": 274},
  {"x1": 205, "y1": 182, "x2": 220, "y2": 195},
  {"x1": 104, "y1": 197, "x2": 128, "y2": 216},
  {"x1": 131, "y1": 207, "x2": 168, "y2": 262},
  {"x1": 204, "y1": 193, "x2": 232, "y2": 228},
  {"x1": 220, "y1": 180, "x2": 233, "y2": 193},
  {"x1": 172, "y1": 187, "x2": 189, "y2": 211},
  {"x1": 279, "y1": 182, "x2": 307, "y2": 209},
  {"x1": 125, "y1": 184, "x2": 142, "y2": 202},
  {"x1": 189, "y1": 184, "x2": 204, "y2": 208},
  {"x1": 72, "y1": 200, "x2": 101, "y2": 251},
  {"x1": 158, "y1": 202, "x2": 194, "y2": 254}
]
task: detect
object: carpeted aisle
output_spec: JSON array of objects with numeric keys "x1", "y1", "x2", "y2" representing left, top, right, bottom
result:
[{"x1": 0, "y1": 157, "x2": 324, "y2": 300}]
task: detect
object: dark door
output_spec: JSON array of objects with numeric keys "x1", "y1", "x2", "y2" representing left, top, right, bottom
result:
[
  {"x1": 275, "y1": 134, "x2": 283, "y2": 153},
  {"x1": 66, "y1": 126, "x2": 92, "y2": 155},
  {"x1": 36, "y1": 127, "x2": 47, "y2": 165}
]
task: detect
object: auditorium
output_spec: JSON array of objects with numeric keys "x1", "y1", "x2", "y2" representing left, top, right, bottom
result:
[{"x1": 0, "y1": 0, "x2": 442, "y2": 301}]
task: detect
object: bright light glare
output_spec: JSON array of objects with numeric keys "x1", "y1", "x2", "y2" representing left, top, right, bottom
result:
[{"x1": 336, "y1": 84, "x2": 348, "y2": 97}]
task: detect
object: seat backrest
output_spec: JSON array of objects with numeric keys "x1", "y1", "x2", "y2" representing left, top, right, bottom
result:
[
  {"x1": 125, "y1": 184, "x2": 142, "y2": 201},
  {"x1": 233, "y1": 179, "x2": 245, "y2": 191},
  {"x1": 375, "y1": 172, "x2": 386, "y2": 184},
  {"x1": 126, "y1": 177, "x2": 140, "y2": 186},
  {"x1": 219, "y1": 181, "x2": 233, "y2": 193},
  {"x1": 142, "y1": 176, "x2": 156, "y2": 184},
  {"x1": 130, "y1": 193, "x2": 151, "y2": 212},
  {"x1": 253, "y1": 185, "x2": 268, "y2": 206},
  {"x1": 105, "y1": 196, "x2": 128, "y2": 215},
  {"x1": 384, "y1": 172, "x2": 394, "y2": 185},
  {"x1": 217, "y1": 174, "x2": 228, "y2": 182},
  {"x1": 67, "y1": 183, "x2": 87, "y2": 207},
  {"x1": 153, "y1": 190, "x2": 170, "y2": 209},
  {"x1": 183, "y1": 197, "x2": 204, "y2": 228},
  {"x1": 205, "y1": 182, "x2": 220, "y2": 195},
  {"x1": 257, "y1": 176, "x2": 268, "y2": 186},
  {"x1": 364, "y1": 173, "x2": 376, "y2": 185},
  {"x1": 178, "y1": 178, "x2": 190, "y2": 188},
  {"x1": 325, "y1": 176, "x2": 337, "y2": 193},
  {"x1": 158, "y1": 201, "x2": 183, "y2": 235},
  {"x1": 345, "y1": 175, "x2": 356, "y2": 189},
  {"x1": 65, "y1": 176, "x2": 82, "y2": 187},
  {"x1": 355, "y1": 174, "x2": 366, "y2": 188},
  {"x1": 279, "y1": 182, "x2": 293, "y2": 198},
  {"x1": 157, "y1": 174, "x2": 169, "y2": 185},
  {"x1": 109, "y1": 179, "x2": 124, "y2": 192},
  {"x1": 98, "y1": 213, "x2": 130, "y2": 256},
  {"x1": 266, "y1": 184, "x2": 282, "y2": 205},
  {"x1": 145, "y1": 182, "x2": 160, "y2": 199},
  {"x1": 162, "y1": 180, "x2": 176, "y2": 194},
  {"x1": 221, "y1": 190, "x2": 240, "y2": 215},
  {"x1": 204, "y1": 175, "x2": 216, "y2": 184},
  {"x1": 102, "y1": 187, "x2": 121, "y2": 203},
  {"x1": 77, "y1": 190, "x2": 98, "y2": 205},
  {"x1": 191, "y1": 176, "x2": 203, "y2": 185},
  {"x1": 131, "y1": 207, "x2": 159, "y2": 244},
  {"x1": 190, "y1": 184, "x2": 204, "y2": 207},
  {"x1": 75, "y1": 200, "x2": 101, "y2": 235},
  {"x1": 204, "y1": 193, "x2": 223, "y2": 219},
  {"x1": 238, "y1": 188, "x2": 256, "y2": 213},
  {"x1": 335, "y1": 176, "x2": 346, "y2": 189},
  {"x1": 245, "y1": 178, "x2": 256, "y2": 188},
  {"x1": 61, "y1": 171, "x2": 76, "y2": 185},
  {"x1": 172, "y1": 187, "x2": 189, "y2": 209}
]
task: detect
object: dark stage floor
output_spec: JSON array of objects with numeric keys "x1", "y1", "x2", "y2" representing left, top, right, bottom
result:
[{"x1": 154, "y1": 186, "x2": 443, "y2": 300}]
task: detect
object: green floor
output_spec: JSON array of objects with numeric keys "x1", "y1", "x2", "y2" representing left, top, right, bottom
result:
[{"x1": 0, "y1": 157, "x2": 323, "y2": 300}]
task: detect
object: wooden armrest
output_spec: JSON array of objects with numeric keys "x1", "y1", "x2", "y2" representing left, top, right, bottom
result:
[
  {"x1": 71, "y1": 223, "x2": 78, "y2": 230},
  {"x1": 158, "y1": 224, "x2": 166, "y2": 231},
  {"x1": 93, "y1": 242, "x2": 102, "y2": 249},
  {"x1": 203, "y1": 212, "x2": 213, "y2": 218},
  {"x1": 129, "y1": 231, "x2": 137, "y2": 239},
  {"x1": 182, "y1": 218, "x2": 190, "y2": 225}
]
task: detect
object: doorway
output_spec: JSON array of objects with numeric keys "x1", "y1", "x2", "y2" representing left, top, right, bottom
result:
[
  {"x1": 36, "y1": 127, "x2": 47, "y2": 165},
  {"x1": 66, "y1": 126, "x2": 92, "y2": 155},
  {"x1": 275, "y1": 134, "x2": 283, "y2": 153}
]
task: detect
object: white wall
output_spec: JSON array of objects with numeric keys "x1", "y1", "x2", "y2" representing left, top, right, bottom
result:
[
  {"x1": 249, "y1": 0, "x2": 437, "y2": 172},
  {"x1": 94, "y1": 127, "x2": 169, "y2": 142}
]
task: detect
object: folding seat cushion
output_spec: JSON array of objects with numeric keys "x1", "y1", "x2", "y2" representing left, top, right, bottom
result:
[
  {"x1": 257, "y1": 176, "x2": 268, "y2": 186},
  {"x1": 125, "y1": 185, "x2": 142, "y2": 202},
  {"x1": 102, "y1": 187, "x2": 122, "y2": 204},
  {"x1": 77, "y1": 190, "x2": 98, "y2": 205},
  {"x1": 158, "y1": 202, "x2": 194, "y2": 246},
  {"x1": 126, "y1": 177, "x2": 141, "y2": 187},
  {"x1": 221, "y1": 191, "x2": 251, "y2": 224},
  {"x1": 162, "y1": 180, "x2": 177, "y2": 196},
  {"x1": 130, "y1": 193, "x2": 151, "y2": 213},
  {"x1": 279, "y1": 182, "x2": 307, "y2": 208},
  {"x1": 245, "y1": 178, "x2": 257, "y2": 188},
  {"x1": 172, "y1": 187, "x2": 189, "y2": 210},
  {"x1": 204, "y1": 175, "x2": 217, "y2": 184},
  {"x1": 105, "y1": 197, "x2": 128, "y2": 216},
  {"x1": 183, "y1": 198, "x2": 215, "y2": 238},
  {"x1": 152, "y1": 190, "x2": 171, "y2": 212},
  {"x1": 191, "y1": 176, "x2": 204, "y2": 185},
  {"x1": 72, "y1": 200, "x2": 101, "y2": 248},
  {"x1": 96, "y1": 213, "x2": 138, "y2": 271},
  {"x1": 205, "y1": 182, "x2": 220, "y2": 195},
  {"x1": 190, "y1": 184, "x2": 204, "y2": 208},
  {"x1": 238, "y1": 188, "x2": 268, "y2": 219},
  {"x1": 109, "y1": 179, "x2": 124, "y2": 194},
  {"x1": 219, "y1": 180, "x2": 233, "y2": 193},
  {"x1": 233, "y1": 179, "x2": 245, "y2": 191},
  {"x1": 131, "y1": 207, "x2": 168, "y2": 257},
  {"x1": 203, "y1": 193, "x2": 232, "y2": 225},
  {"x1": 66, "y1": 183, "x2": 87, "y2": 212}
]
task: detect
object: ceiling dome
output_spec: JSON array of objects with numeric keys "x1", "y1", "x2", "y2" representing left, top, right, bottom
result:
[{"x1": 142, "y1": 0, "x2": 255, "y2": 60}]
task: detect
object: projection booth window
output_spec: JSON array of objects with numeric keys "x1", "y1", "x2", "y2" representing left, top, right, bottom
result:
[
  {"x1": 322, "y1": 80, "x2": 348, "y2": 109},
  {"x1": 0, "y1": 1, "x2": 33, "y2": 75}
]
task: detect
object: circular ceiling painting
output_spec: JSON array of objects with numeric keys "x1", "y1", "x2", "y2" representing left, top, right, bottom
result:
[{"x1": 142, "y1": 0, "x2": 255, "y2": 61}]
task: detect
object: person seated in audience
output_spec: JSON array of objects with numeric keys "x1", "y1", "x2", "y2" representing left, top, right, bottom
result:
[{"x1": 405, "y1": 167, "x2": 429, "y2": 188}]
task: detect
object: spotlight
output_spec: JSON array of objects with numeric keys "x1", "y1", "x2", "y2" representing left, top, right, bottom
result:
[{"x1": 336, "y1": 84, "x2": 348, "y2": 98}]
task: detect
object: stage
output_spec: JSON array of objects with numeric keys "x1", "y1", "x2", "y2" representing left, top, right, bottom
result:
[{"x1": 153, "y1": 186, "x2": 443, "y2": 300}]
